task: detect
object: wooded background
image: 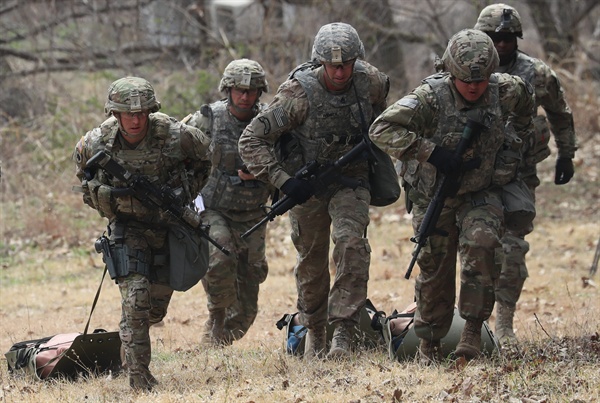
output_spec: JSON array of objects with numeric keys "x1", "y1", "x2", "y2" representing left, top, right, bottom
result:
[{"x1": 1, "y1": 0, "x2": 598, "y2": 121}]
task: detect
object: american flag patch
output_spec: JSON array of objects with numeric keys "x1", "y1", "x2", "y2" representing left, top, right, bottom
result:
[{"x1": 273, "y1": 107, "x2": 286, "y2": 127}]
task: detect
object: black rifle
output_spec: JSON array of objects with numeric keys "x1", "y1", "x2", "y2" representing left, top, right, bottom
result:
[
  {"x1": 86, "y1": 151, "x2": 230, "y2": 255},
  {"x1": 405, "y1": 117, "x2": 487, "y2": 279},
  {"x1": 241, "y1": 139, "x2": 370, "y2": 239}
]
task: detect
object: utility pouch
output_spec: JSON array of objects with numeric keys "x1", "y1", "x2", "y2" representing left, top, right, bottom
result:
[
  {"x1": 492, "y1": 126, "x2": 523, "y2": 186},
  {"x1": 502, "y1": 179, "x2": 536, "y2": 232},
  {"x1": 525, "y1": 115, "x2": 551, "y2": 165}
]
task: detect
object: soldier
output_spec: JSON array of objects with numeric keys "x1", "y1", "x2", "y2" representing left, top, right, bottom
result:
[
  {"x1": 369, "y1": 29, "x2": 535, "y2": 361},
  {"x1": 474, "y1": 3, "x2": 578, "y2": 344},
  {"x1": 239, "y1": 22, "x2": 389, "y2": 360},
  {"x1": 184, "y1": 59, "x2": 272, "y2": 346},
  {"x1": 73, "y1": 77, "x2": 211, "y2": 390}
]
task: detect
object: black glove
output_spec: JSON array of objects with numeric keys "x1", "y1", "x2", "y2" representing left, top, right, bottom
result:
[
  {"x1": 281, "y1": 178, "x2": 314, "y2": 205},
  {"x1": 427, "y1": 146, "x2": 463, "y2": 175},
  {"x1": 554, "y1": 157, "x2": 574, "y2": 185}
]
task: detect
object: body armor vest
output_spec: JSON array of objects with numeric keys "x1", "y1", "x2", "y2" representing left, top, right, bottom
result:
[
  {"x1": 292, "y1": 62, "x2": 373, "y2": 170},
  {"x1": 404, "y1": 73, "x2": 504, "y2": 197},
  {"x1": 95, "y1": 113, "x2": 192, "y2": 219},
  {"x1": 200, "y1": 101, "x2": 271, "y2": 212}
]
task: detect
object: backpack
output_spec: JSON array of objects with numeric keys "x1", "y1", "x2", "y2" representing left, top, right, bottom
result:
[{"x1": 5, "y1": 329, "x2": 121, "y2": 380}]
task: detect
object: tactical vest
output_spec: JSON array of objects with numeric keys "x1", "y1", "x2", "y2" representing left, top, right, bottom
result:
[
  {"x1": 404, "y1": 73, "x2": 504, "y2": 197},
  {"x1": 292, "y1": 62, "x2": 373, "y2": 168},
  {"x1": 94, "y1": 113, "x2": 193, "y2": 220},
  {"x1": 200, "y1": 101, "x2": 271, "y2": 212}
]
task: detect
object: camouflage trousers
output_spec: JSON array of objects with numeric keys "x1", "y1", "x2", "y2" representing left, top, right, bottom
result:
[
  {"x1": 496, "y1": 173, "x2": 538, "y2": 308},
  {"x1": 289, "y1": 186, "x2": 371, "y2": 329},
  {"x1": 201, "y1": 209, "x2": 268, "y2": 341},
  {"x1": 118, "y1": 273, "x2": 173, "y2": 378},
  {"x1": 410, "y1": 187, "x2": 504, "y2": 341}
]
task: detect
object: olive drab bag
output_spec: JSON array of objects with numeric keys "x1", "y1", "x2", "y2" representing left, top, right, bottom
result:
[
  {"x1": 368, "y1": 143, "x2": 401, "y2": 207},
  {"x1": 168, "y1": 223, "x2": 209, "y2": 291}
]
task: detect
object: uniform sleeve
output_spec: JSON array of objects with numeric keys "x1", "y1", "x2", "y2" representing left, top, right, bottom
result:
[
  {"x1": 369, "y1": 84, "x2": 438, "y2": 163},
  {"x1": 533, "y1": 61, "x2": 577, "y2": 158},
  {"x1": 239, "y1": 79, "x2": 309, "y2": 189},
  {"x1": 498, "y1": 74, "x2": 536, "y2": 141}
]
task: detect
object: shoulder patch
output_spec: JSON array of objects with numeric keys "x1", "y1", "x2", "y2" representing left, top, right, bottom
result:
[{"x1": 398, "y1": 97, "x2": 420, "y2": 110}]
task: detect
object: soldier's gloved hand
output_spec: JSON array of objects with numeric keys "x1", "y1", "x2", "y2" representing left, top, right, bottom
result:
[
  {"x1": 427, "y1": 146, "x2": 463, "y2": 174},
  {"x1": 554, "y1": 157, "x2": 574, "y2": 185},
  {"x1": 281, "y1": 178, "x2": 314, "y2": 205}
]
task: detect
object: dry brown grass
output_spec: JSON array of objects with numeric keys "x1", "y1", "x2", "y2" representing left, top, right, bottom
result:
[{"x1": 1, "y1": 67, "x2": 599, "y2": 403}]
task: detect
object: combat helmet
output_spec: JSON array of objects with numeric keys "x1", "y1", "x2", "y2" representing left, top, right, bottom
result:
[
  {"x1": 311, "y1": 22, "x2": 365, "y2": 65},
  {"x1": 474, "y1": 3, "x2": 523, "y2": 38},
  {"x1": 219, "y1": 58, "x2": 269, "y2": 93},
  {"x1": 441, "y1": 29, "x2": 499, "y2": 82},
  {"x1": 104, "y1": 76, "x2": 161, "y2": 116}
]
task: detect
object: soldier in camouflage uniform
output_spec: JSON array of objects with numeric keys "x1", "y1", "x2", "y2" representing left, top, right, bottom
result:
[
  {"x1": 73, "y1": 77, "x2": 211, "y2": 390},
  {"x1": 370, "y1": 29, "x2": 535, "y2": 361},
  {"x1": 474, "y1": 4, "x2": 578, "y2": 344},
  {"x1": 239, "y1": 22, "x2": 389, "y2": 360},
  {"x1": 184, "y1": 59, "x2": 272, "y2": 346}
]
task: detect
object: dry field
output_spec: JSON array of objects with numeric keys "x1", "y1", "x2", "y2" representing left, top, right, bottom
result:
[{"x1": 0, "y1": 142, "x2": 599, "y2": 402}]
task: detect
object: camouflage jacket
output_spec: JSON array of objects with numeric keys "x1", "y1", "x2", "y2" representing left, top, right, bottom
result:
[
  {"x1": 369, "y1": 72, "x2": 535, "y2": 197},
  {"x1": 498, "y1": 51, "x2": 577, "y2": 160},
  {"x1": 73, "y1": 112, "x2": 211, "y2": 222},
  {"x1": 239, "y1": 60, "x2": 389, "y2": 190},
  {"x1": 185, "y1": 100, "x2": 272, "y2": 219}
]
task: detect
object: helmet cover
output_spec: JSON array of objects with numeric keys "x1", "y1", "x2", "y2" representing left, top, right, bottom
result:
[
  {"x1": 104, "y1": 76, "x2": 160, "y2": 116},
  {"x1": 219, "y1": 58, "x2": 269, "y2": 93},
  {"x1": 474, "y1": 3, "x2": 523, "y2": 38},
  {"x1": 441, "y1": 29, "x2": 499, "y2": 82},
  {"x1": 311, "y1": 22, "x2": 365, "y2": 64}
]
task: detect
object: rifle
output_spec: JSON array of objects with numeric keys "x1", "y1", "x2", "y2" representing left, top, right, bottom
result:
[
  {"x1": 404, "y1": 117, "x2": 487, "y2": 279},
  {"x1": 590, "y1": 236, "x2": 600, "y2": 276},
  {"x1": 85, "y1": 151, "x2": 230, "y2": 256},
  {"x1": 241, "y1": 139, "x2": 370, "y2": 239}
]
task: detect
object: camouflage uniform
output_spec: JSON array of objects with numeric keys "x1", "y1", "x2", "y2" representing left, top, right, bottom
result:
[
  {"x1": 73, "y1": 77, "x2": 211, "y2": 390},
  {"x1": 475, "y1": 3, "x2": 577, "y2": 342},
  {"x1": 370, "y1": 29, "x2": 535, "y2": 360},
  {"x1": 239, "y1": 23, "x2": 389, "y2": 359},
  {"x1": 185, "y1": 59, "x2": 272, "y2": 345}
]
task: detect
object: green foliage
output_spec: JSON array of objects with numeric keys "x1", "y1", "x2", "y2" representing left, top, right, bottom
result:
[{"x1": 159, "y1": 70, "x2": 221, "y2": 120}]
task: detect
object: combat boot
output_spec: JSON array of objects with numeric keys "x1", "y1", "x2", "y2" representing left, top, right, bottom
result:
[
  {"x1": 304, "y1": 326, "x2": 327, "y2": 360},
  {"x1": 418, "y1": 339, "x2": 442, "y2": 365},
  {"x1": 495, "y1": 303, "x2": 517, "y2": 344},
  {"x1": 129, "y1": 366, "x2": 158, "y2": 391},
  {"x1": 455, "y1": 319, "x2": 482, "y2": 360},
  {"x1": 201, "y1": 308, "x2": 226, "y2": 347},
  {"x1": 326, "y1": 321, "x2": 354, "y2": 360}
]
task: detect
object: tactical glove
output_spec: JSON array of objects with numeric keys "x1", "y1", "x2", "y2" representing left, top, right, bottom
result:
[
  {"x1": 554, "y1": 157, "x2": 574, "y2": 185},
  {"x1": 281, "y1": 178, "x2": 314, "y2": 205},
  {"x1": 427, "y1": 146, "x2": 482, "y2": 175}
]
